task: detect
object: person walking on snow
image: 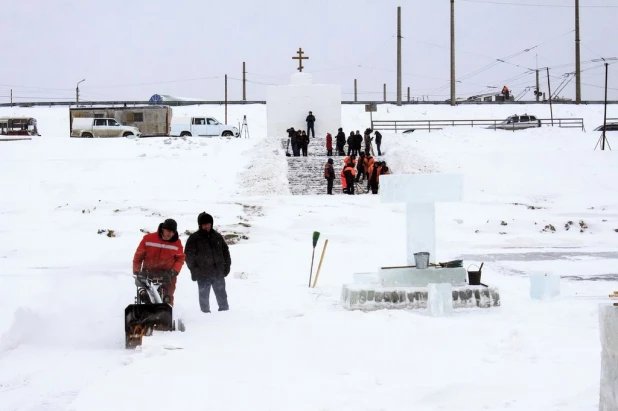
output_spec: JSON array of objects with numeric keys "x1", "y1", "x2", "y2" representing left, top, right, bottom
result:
[
  {"x1": 306, "y1": 111, "x2": 316, "y2": 138},
  {"x1": 132, "y1": 218, "x2": 185, "y2": 306},
  {"x1": 185, "y1": 212, "x2": 231, "y2": 313},
  {"x1": 324, "y1": 158, "x2": 335, "y2": 195}
]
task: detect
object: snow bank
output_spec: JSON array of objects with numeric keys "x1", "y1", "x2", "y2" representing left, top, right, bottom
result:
[
  {"x1": 237, "y1": 136, "x2": 290, "y2": 196},
  {"x1": 599, "y1": 304, "x2": 618, "y2": 411}
]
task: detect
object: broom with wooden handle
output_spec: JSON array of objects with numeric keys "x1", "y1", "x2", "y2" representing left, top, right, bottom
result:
[
  {"x1": 312, "y1": 239, "x2": 329, "y2": 288},
  {"x1": 309, "y1": 231, "x2": 320, "y2": 287}
]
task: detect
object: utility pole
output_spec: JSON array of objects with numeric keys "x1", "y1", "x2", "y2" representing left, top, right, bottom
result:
[
  {"x1": 546, "y1": 68, "x2": 553, "y2": 126},
  {"x1": 383, "y1": 83, "x2": 386, "y2": 103},
  {"x1": 601, "y1": 62, "x2": 609, "y2": 150},
  {"x1": 225, "y1": 74, "x2": 228, "y2": 124},
  {"x1": 450, "y1": 0, "x2": 456, "y2": 106},
  {"x1": 396, "y1": 6, "x2": 402, "y2": 106},
  {"x1": 242, "y1": 62, "x2": 246, "y2": 101},
  {"x1": 575, "y1": 0, "x2": 582, "y2": 104},
  {"x1": 535, "y1": 69, "x2": 541, "y2": 102},
  {"x1": 10, "y1": 89, "x2": 12, "y2": 106},
  {"x1": 354, "y1": 79, "x2": 358, "y2": 102},
  {"x1": 407, "y1": 87, "x2": 410, "y2": 102}
]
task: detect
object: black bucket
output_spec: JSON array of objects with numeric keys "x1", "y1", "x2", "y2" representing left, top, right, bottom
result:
[{"x1": 467, "y1": 263, "x2": 484, "y2": 286}]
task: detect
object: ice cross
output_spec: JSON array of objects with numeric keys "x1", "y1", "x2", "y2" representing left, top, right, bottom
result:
[
  {"x1": 292, "y1": 48, "x2": 309, "y2": 72},
  {"x1": 380, "y1": 174, "x2": 463, "y2": 265}
]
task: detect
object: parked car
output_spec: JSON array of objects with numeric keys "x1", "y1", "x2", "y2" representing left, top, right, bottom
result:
[
  {"x1": 488, "y1": 114, "x2": 541, "y2": 130},
  {"x1": 170, "y1": 116, "x2": 239, "y2": 137},
  {"x1": 71, "y1": 117, "x2": 141, "y2": 138},
  {"x1": 594, "y1": 122, "x2": 618, "y2": 131}
]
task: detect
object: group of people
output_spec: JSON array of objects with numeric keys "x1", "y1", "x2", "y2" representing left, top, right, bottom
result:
[
  {"x1": 285, "y1": 111, "x2": 317, "y2": 157},
  {"x1": 324, "y1": 152, "x2": 391, "y2": 195},
  {"x1": 132, "y1": 213, "x2": 232, "y2": 313},
  {"x1": 326, "y1": 128, "x2": 383, "y2": 157}
]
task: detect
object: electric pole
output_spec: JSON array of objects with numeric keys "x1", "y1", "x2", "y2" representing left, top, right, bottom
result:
[
  {"x1": 601, "y1": 62, "x2": 608, "y2": 150},
  {"x1": 450, "y1": 0, "x2": 456, "y2": 106},
  {"x1": 534, "y1": 69, "x2": 541, "y2": 102},
  {"x1": 407, "y1": 87, "x2": 410, "y2": 102},
  {"x1": 354, "y1": 79, "x2": 358, "y2": 102},
  {"x1": 546, "y1": 68, "x2": 554, "y2": 126},
  {"x1": 396, "y1": 6, "x2": 402, "y2": 106},
  {"x1": 383, "y1": 84, "x2": 386, "y2": 103},
  {"x1": 575, "y1": 0, "x2": 582, "y2": 104},
  {"x1": 225, "y1": 74, "x2": 228, "y2": 123},
  {"x1": 242, "y1": 62, "x2": 246, "y2": 101},
  {"x1": 10, "y1": 89, "x2": 12, "y2": 106}
]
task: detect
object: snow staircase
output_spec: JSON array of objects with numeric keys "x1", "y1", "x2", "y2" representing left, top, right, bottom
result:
[{"x1": 282, "y1": 136, "x2": 383, "y2": 196}]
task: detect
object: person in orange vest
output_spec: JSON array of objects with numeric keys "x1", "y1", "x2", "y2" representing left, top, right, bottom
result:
[
  {"x1": 343, "y1": 162, "x2": 357, "y2": 195},
  {"x1": 502, "y1": 86, "x2": 510, "y2": 101},
  {"x1": 364, "y1": 154, "x2": 375, "y2": 191}
]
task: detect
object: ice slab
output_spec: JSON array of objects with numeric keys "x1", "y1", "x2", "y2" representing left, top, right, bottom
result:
[
  {"x1": 530, "y1": 273, "x2": 561, "y2": 300},
  {"x1": 599, "y1": 304, "x2": 618, "y2": 411},
  {"x1": 340, "y1": 284, "x2": 500, "y2": 311},
  {"x1": 353, "y1": 272, "x2": 380, "y2": 284},
  {"x1": 379, "y1": 174, "x2": 463, "y2": 204},
  {"x1": 427, "y1": 283, "x2": 454, "y2": 317},
  {"x1": 379, "y1": 266, "x2": 467, "y2": 287}
]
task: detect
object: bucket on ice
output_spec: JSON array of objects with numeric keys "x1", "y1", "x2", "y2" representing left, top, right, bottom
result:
[
  {"x1": 467, "y1": 263, "x2": 484, "y2": 286},
  {"x1": 414, "y1": 252, "x2": 430, "y2": 269}
]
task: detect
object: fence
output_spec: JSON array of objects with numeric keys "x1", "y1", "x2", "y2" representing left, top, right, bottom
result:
[{"x1": 371, "y1": 118, "x2": 585, "y2": 133}]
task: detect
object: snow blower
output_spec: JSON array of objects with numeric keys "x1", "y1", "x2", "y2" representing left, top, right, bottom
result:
[{"x1": 124, "y1": 273, "x2": 184, "y2": 349}]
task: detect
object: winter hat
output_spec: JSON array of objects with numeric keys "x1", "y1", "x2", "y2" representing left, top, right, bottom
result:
[
  {"x1": 161, "y1": 219, "x2": 177, "y2": 232},
  {"x1": 327, "y1": 158, "x2": 334, "y2": 164},
  {"x1": 198, "y1": 212, "x2": 214, "y2": 226}
]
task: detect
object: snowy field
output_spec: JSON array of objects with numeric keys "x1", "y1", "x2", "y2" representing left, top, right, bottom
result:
[{"x1": 0, "y1": 103, "x2": 617, "y2": 410}]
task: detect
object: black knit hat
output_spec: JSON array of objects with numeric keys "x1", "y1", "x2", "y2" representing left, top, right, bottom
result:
[
  {"x1": 198, "y1": 212, "x2": 214, "y2": 226},
  {"x1": 161, "y1": 218, "x2": 177, "y2": 232}
]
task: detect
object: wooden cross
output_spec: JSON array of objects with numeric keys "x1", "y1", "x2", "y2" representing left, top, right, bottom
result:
[{"x1": 292, "y1": 48, "x2": 309, "y2": 72}]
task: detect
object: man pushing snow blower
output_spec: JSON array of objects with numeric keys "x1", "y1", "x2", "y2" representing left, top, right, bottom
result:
[{"x1": 125, "y1": 218, "x2": 185, "y2": 349}]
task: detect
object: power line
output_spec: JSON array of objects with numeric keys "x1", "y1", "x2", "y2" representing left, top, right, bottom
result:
[{"x1": 460, "y1": 0, "x2": 618, "y2": 8}]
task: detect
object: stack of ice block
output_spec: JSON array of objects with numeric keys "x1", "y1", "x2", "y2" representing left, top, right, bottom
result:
[
  {"x1": 529, "y1": 273, "x2": 560, "y2": 300},
  {"x1": 427, "y1": 283, "x2": 454, "y2": 317},
  {"x1": 599, "y1": 304, "x2": 618, "y2": 411}
]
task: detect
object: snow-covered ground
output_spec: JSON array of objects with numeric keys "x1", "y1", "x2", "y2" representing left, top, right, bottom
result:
[{"x1": 0, "y1": 103, "x2": 617, "y2": 411}]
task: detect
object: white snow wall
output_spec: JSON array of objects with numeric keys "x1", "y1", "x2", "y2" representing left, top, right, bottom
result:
[
  {"x1": 266, "y1": 73, "x2": 341, "y2": 138},
  {"x1": 599, "y1": 304, "x2": 618, "y2": 411}
]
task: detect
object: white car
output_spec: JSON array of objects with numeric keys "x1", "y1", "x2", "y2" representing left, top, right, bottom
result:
[
  {"x1": 71, "y1": 117, "x2": 141, "y2": 138},
  {"x1": 170, "y1": 116, "x2": 239, "y2": 137},
  {"x1": 488, "y1": 114, "x2": 541, "y2": 130}
]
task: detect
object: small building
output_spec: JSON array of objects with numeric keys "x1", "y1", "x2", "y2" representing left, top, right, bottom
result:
[{"x1": 69, "y1": 105, "x2": 172, "y2": 137}]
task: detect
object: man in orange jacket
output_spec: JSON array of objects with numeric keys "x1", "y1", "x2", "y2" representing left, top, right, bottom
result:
[{"x1": 132, "y1": 218, "x2": 185, "y2": 306}]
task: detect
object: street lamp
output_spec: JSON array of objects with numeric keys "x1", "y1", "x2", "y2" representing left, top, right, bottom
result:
[{"x1": 76, "y1": 79, "x2": 85, "y2": 105}]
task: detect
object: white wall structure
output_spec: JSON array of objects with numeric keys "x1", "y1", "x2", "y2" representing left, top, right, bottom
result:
[
  {"x1": 599, "y1": 304, "x2": 618, "y2": 411},
  {"x1": 266, "y1": 73, "x2": 342, "y2": 138}
]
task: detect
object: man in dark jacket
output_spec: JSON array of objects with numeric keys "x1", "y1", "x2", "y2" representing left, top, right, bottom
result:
[
  {"x1": 184, "y1": 212, "x2": 231, "y2": 313},
  {"x1": 306, "y1": 111, "x2": 315, "y2": 138},
  {"x1": 324, "y1": 158, "x2": 335, "y2": 195},
  {"x1": 335, "y1": 128, "x2": 346, "y2": 156},
  {"x1": 374, "y1": 130, "x2": 382, "y2": 156}
]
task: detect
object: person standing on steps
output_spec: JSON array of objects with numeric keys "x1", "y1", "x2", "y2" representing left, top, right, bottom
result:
[
  {"x1": 336, "y1": 128, "x2": 346, "y2": 156},
  {"x1": 301, "y1": 130, "x2": 309, "y2": 156},
  {"x1": 185, "y1": 212, "x2": 231, "y2": 313},
  {"x1": 364, "y1": 128, "x2": 373, "y2": 155},
  {"x1": 306, "y1": 111, "x2": 316, "y2": 138},
  {"x1": 325, "y1": 133, "x2": 333, "y2": 156},
  {"x1": 324, "y1": 158, "x2": 335, "y2": 195},
  {"x1": 374, "y1": 130, "x2": 382, "y2": 156}
]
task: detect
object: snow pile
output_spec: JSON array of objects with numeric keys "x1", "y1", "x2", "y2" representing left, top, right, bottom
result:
[
  {"x1": 599, "y1": 304, "x2": 618, "y2": 411},
  {"x1": 237, "y1": 136, "x2": 290, "y2": 196}
]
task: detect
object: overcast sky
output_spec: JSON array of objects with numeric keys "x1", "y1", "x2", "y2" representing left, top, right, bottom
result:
[{"x1": 2, "y1": 0, "x2": 616, "y2": 103}]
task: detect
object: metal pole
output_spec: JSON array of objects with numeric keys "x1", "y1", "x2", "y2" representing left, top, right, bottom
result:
[
  {"x1": 536, "y1": 69, "x2": 541, "y2": 101},
  {"x1": 546, "y1": 68, "x2": 554, "y2": 126},
  {"x1": 450, "y1": 0, "x2": 456, "y2": 106},
  {"x1": 396, "y1": 6, "x2": 402, "y2": 106},
  {"x1": 575, "y1": 0, "x2": 582, "y2": 104},
  {"x1": 602, "y1": 62, "x2": 608, "y2": 150},
  {"x1": 354, "y1": 79, "x2": 357, "y2": 102},
  {"x1": 10, "y1": 89, "x2": 12, "y2": 106},
  {"x1": 242, "y1": 62, "x2": 246, "y2": 101},
  {"x1": 407, "y1": 87, "x2": 410, "y2": 102},
  {"x1": 383, "y1": 83, "x2": 386, "y2": 103},
  {"x1": 225, "y1": 74, "x2": 228, "y2": 124}
]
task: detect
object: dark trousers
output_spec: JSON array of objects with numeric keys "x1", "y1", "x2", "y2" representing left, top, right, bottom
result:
[
  {"x1": 376, "y1": 143, "x2": 382, "y2": 156},
  {"x1": 302, "y1": 145, "x2": 308, "y2": 156},
  {"x1": 347, "y1": 177, "x2": 355, "y2": 195},
  {"x1": 307, "y1": 124, "x2": 315, "y2": 137},
  {"x1": 370, "y1": 181, "x2": 379, "y2": 194},
  {"x1": 327, "y1": 149, "x2": 332, "y2": 156},
  {"x1": 197, "y1": 277, "x2": 229, "y2": 312},
  {"x1": 326, "y1": 178, "x2": 334, "y2": 194}
]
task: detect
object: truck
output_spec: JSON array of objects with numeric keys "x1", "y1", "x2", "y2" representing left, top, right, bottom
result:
[
  {"x1": 70, "y1": 117, "x2": 142, "y2": 138},
  {"x1": 170, "y1": 116, "x2": 239, "y2": 137}
]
